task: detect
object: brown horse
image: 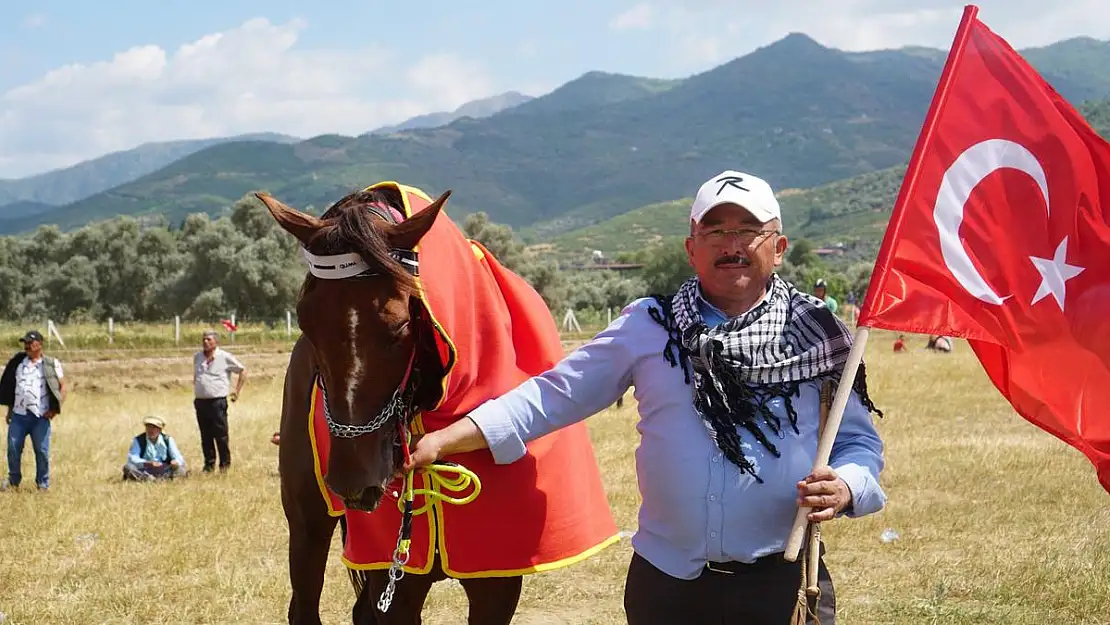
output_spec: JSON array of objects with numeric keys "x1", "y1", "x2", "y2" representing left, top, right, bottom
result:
[{"x1": 258, "y1": 182, "x2": 618, "y2": 625}]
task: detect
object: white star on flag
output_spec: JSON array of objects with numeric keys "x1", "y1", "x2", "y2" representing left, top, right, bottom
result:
[{"x1": 1029, "y1": 237, "x2": 1085, "y2": 310}]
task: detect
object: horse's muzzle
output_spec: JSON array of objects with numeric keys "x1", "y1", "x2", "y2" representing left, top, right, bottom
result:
[{"x1": 343, "y1": 486, "x2": 385, "y2": 512}]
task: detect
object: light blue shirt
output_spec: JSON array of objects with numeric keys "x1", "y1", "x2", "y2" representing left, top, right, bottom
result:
[
  {"x1": 127, "y1": 434, "x2": 184, "y2": 466},
  {"x1": 468, "y1": 294, "x2": 886, "y2": 580}
]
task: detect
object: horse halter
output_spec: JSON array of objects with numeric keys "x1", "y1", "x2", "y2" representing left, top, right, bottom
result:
[
  {"x1": 301, "y1": 203, "x2": 419, "y2": 281},
  {"x1": 304, "y1": 201, "x2": 422, "y2": 440}
]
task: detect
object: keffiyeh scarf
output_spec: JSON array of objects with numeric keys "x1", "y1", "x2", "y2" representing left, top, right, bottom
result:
[{"x1": 648, "y1": 274, "x2": 882, "y2": 482}]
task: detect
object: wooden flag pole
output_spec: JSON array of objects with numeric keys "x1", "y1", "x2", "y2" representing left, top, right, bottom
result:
[{"x1": 783, "y1": 325, "x2": 871, "y2": 562}]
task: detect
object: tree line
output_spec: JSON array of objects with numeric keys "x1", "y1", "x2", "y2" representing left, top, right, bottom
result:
[{"x1": 0, "y1": 194, "x2": 871, "y2": 324}]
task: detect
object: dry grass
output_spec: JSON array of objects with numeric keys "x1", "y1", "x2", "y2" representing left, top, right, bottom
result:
[{"x1": 1, "y1": 330, "x2": 1108, "y2": 624}]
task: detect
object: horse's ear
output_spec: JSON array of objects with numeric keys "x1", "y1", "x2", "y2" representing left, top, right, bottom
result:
[
  {"x1": 388, "y1": 190, "x2": 450, "y2": 249},
  {"x1": 255, "y1": 192, "x2": 324, "y2": 245}
]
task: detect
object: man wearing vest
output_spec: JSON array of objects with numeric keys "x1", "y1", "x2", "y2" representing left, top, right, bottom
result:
[
  {"x1": 0, "y1": 330, "x2": 67, "y2": 491},
  {"x1": 123, "y1": 416, "x2": 188, "y2": 481}
]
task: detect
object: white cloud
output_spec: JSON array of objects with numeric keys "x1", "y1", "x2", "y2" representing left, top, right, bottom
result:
[
  {"x1": 0, "y1": 18, "x2": 500, "y2": 178},
  {"x1": 610, "y1": 4, "x2": 656, "y2": 31},
  {"x1": 21, "y1": 13, "x2": 48, "y2": 30}
]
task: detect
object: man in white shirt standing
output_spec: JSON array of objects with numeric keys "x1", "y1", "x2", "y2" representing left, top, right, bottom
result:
[
  {"x1": 1, "y1": 330, "x2": 67, "y2": 491},
  {"x1": 192, "y1": 330, "x2": 247, "y2": 473}
]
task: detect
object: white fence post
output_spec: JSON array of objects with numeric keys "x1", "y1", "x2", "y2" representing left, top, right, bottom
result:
[
  {"x1": 175, "y1": 316, "x2": 181, "y2": 345},
  {"x1": 561, "y1": 309, "x2": 581, "y2": 333},
  {"x1": 108, "y1": 317, "x2": 114, "y2": 344},
  {"x1": 47, "y1": 319, "x2": 65, "y2": 348},
  {"x1": 607, "y1": 308, "x2": 612, "y2": 326},
  {"x1": 230, "y1": 314, "x2": 236, "y2": 343},
  {"x1": 286, "y1": 310, "x2": 292, "y2": 337}
]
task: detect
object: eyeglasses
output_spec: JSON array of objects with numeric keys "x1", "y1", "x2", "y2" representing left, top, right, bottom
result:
[{"x1": 695, "y1": 228, "x2": 780, "y2": 245}]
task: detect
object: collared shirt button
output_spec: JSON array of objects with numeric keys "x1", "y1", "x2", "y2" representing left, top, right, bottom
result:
[
  {"x1": 710, "y1": 531, "x2": 718, "y2": 538},
  {"x1": 709, "y1": 494, "x2": 717, "y2": 502},
  {"x1": 712, "y1": 454, "x2": 721, "y2": 463}
]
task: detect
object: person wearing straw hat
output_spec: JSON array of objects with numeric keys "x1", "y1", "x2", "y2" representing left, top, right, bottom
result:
[
  {"x1": 404, "y1": 171, "x2": 888, "y2": 624},
  {"x1": 122, "y1": 416, "x2": 188, "y2": 481}
]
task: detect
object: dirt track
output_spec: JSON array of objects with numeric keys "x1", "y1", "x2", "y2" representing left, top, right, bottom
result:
[{"x1": 59, "y1": 338, "x2": 590, "y2": 394}]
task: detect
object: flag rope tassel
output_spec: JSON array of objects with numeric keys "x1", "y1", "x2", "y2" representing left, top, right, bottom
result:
[{"x1": 791, "y1": 380, "x2": 834, "y2": 625}]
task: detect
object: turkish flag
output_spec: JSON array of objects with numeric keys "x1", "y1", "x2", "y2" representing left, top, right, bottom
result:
[
  {"x1": 221, "y1": 319, "x2": 237, "y2": 332},
  {"x1": 859, "y1": 5, "x2": 1110, "y2": 492}
]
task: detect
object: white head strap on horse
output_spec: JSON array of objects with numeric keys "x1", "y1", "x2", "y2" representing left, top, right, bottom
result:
[
  {"x1": 299, "y1": 201, "x2": 421, "y2": 280},
  {"x1": 301, "y1": 247, "x2": 419, "y2": 280}
]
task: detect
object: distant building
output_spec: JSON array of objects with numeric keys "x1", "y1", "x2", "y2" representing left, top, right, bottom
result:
[{"x1": 562, "y1": 261, "x2": 645, "y2": 274}]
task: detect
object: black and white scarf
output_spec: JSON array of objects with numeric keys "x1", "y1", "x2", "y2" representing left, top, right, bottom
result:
[{"x1": 647, "y1": 274, "x2": 881, "y2": 482}]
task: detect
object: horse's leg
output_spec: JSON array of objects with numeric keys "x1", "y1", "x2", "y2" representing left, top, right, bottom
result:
[
  {"x1": 458, "y1": 576, "x2": 523, "y2": 625},
  {"x1": 352, "y1": 569, "x2": 441, "y2": 625},
  {"x1": 282, "y1": 336, "x2": 341, "y2": 625},
  {"x1": 284, "y1": 486, "x2": 339, "y2": 624}
]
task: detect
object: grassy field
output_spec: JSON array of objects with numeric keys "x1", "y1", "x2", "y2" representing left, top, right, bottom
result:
[{"x1": 0, "y1": 329, "x2": 1108, "y2": 624}]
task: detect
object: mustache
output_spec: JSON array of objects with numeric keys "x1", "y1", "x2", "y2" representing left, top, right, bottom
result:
[{"x1": 715, "y1": 255, "x2": 751, "y2": 267}]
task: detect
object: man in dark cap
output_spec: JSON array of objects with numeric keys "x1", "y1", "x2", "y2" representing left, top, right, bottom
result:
[
  {"x1": 814, "y1": 279, "x2": 839, "y2": 315},
  {"x1": 0, "y1": 330, "x2": 67, "y2": 491}
]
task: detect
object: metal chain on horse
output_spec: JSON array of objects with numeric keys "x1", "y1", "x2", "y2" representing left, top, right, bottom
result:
[
  {"x1": 319, "y1": 380, "x2": 407, "y2": 438},
  {"x1": 378, "y1": 471, "x2": 414, "y2": 613}
]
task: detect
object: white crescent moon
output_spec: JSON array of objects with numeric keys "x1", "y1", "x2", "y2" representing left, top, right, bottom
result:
[{"x1": 933, "y1": 138, "x2": 1048, "y2": 305}]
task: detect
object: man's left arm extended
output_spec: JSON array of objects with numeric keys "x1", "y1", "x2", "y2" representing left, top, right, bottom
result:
[{"x1": 406, "y1": 304, "x2": 644, "y2": 469}]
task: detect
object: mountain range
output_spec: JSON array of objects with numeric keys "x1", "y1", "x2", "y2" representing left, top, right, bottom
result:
[
  {"x1": 0, "y1": 91, "x2": 532, "y2": 222},
  {"x1": 3, "y1": 33, "x2": 1110, "y2": 245},
  {"x1": 367, "y1": 91, "x2": 535, "y2": 135}
]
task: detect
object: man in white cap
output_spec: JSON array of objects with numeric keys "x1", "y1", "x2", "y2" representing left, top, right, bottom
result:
[
  {"x1": 404, "y1": 171, "x2": 888, "y2": 624},
  {"x1": 122, "y1": 416, "x2": 188, "y2": 481}
]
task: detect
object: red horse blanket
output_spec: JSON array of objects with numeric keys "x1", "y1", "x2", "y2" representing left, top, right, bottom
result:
[{"x1": 310, "y1": 181, "x2": 619, "y2": 578}]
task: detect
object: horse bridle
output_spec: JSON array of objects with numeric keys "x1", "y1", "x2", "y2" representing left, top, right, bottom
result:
[
  {"x1": 305, "y1": 202, "x2": 423, "y2": 440},
  {"x1": 301, "y1": 203, "x2": 419, "y2": 281}
]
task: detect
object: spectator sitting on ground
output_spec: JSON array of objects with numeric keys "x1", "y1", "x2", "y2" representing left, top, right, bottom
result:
[
  {"x1": 926, "y1": 335, "x2": 953, "y2": 353},
  {"x1": 123, "y1": 416, "x2": 188, "y2": 481},
  {"x1": 893, "y1": 335, "x2": 906, "y2": 352}
]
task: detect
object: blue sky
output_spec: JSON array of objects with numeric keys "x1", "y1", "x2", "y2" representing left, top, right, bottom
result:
[{"x1": 2, "y1": 0, "x2": 1108, "y2": 179}]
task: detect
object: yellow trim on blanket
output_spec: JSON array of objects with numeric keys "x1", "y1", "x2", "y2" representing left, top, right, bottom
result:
[
  {"x1": 443, "y1": 533, "x2": 622, "y2": 579},
  {"x1": 433, "y1": 487, "x2": 621, "y2": 578},
  {"x1": 470, "y1": 241, "x2": 486, "y2": 260},
  {"x1": 364, "y1": 180, "x2": 458, "y2": 414},
  {"x1": 340, "y1": 526, "x2": 622, "y2": 578},
  {"x1": 338, "y1": 466, "x2": 438, "y2": 575},
  {"x1": 308, "y1": 378, "x2": 344, "y2": 518}
]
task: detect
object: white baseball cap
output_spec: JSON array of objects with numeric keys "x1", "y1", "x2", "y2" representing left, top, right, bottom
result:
[{"x1": 690, "y1": 170, "x2": 782, "y2": 229}]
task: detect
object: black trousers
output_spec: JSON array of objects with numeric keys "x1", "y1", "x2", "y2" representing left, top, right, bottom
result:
[
  {"x1": 623, "y1": 551, "x2": 836, "y2": 625},
  {"x1": 193, "y1": 397, "x2": 230, "y2": 470}
]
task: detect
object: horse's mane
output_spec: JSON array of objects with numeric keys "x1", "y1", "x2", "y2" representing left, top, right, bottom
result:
[{"x1": 304, "y1": 188, "x2": 417, "y2": 292}]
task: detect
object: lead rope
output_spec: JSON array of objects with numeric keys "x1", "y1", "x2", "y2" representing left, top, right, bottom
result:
[
  {"x1": 791, "y1": 380, "x2": 833, "y2": 625},
  {"x1": 377, "y1": 426, "x2": 482, "y2": 613}
]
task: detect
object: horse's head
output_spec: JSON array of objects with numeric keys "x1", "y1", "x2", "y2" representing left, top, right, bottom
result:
[{"x1": 256, "y1": 187, "x2": 450, "y2": 512}]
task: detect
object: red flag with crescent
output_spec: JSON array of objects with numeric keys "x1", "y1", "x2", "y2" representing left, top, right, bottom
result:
[{"x1": 859, "y1": 5, "x2": 1110, "y2": 492}]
